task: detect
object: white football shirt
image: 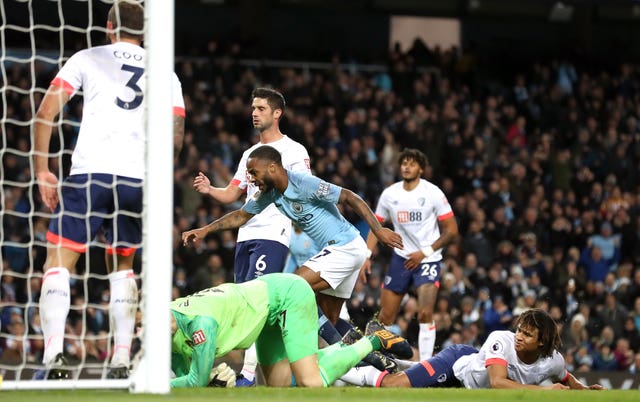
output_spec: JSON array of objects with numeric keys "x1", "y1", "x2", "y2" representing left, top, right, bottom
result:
[
  {"x1": 52, "y1": 41, "x2": 186, "y2": 179},
  {"x1": 453, "y1": 330, "x2": 568, "y2": 389},
  {"x1": 375, "y1": 179, "x2": 453, "y2": 261},
  {"x1": 230, "y1": 135, "x2": 311, "y2": 245}
]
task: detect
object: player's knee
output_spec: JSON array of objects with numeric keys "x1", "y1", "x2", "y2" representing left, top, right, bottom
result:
[
  {"x1": 378, "y1": 310, "x2": 396, "y2": 325},
  {"x1": 294, "y1": 373, "x2": 324, "y2": 387},
  {"x1": 417, "y1": 310, "x2": 434, "y2": 323},
  {"x1": 381, "y1": 372, "x2": 411, "y2": 388}
]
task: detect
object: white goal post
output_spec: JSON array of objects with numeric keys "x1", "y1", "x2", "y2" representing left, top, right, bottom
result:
[{"x1": 0, "y1": 0, "x2": 175, "y2": 393}]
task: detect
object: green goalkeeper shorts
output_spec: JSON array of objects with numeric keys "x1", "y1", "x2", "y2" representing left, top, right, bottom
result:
[{"x1": 256, "y1": 273, "x2": 318, "y2": 365}]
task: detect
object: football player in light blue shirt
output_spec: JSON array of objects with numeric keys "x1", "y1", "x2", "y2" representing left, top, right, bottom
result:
[{"x1": 182, "y1": 145, "x2": 403, "y2": 330}]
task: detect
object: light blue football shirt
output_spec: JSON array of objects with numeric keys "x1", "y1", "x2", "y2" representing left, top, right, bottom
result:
[{"x1": 243, "y1": 170, "x2": 360, "y2": 248}]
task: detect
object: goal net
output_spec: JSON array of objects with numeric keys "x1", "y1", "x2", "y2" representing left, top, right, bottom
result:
[{"x1": 1, "y1": 0, "x2": 174, "y2": 393}]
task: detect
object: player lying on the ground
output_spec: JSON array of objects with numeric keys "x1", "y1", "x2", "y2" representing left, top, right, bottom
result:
[
  {"x1": 169, "y1": 273, "x2": 411, "y2": 387},
  {"x1": 341, "y1": 308, "x2": 604, "y2": 390}
]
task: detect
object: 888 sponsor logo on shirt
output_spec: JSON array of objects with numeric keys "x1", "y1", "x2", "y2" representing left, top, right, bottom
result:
[{"x1": 396, "y1": 210, "x2": 423, "y2": 223}]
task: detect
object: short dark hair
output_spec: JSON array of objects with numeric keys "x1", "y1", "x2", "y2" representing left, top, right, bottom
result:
[
  {"x1": 515, "y1": 308, "x2": 561, "y2": 358},
  {"x1": 251, "y1": 87, "x2": 286, "y2": 114},
  {"x1": 108, "y1": 1, "x2": 144, "y2": 41},
  {"x1": 248, "y1": 145, "x2": 282, "y2": 166},
  {"x1": 398, "y1": 148, "x2": 427, "y2": 170}
]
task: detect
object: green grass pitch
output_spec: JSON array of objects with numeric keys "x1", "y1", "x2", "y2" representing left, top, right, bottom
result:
[{"x1": 3, "y1": 387, "x2": 636, "y2": 402}]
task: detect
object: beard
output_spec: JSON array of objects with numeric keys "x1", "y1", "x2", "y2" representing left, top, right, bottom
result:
[{"x1": 255, "y1": 120, "x2": 273, "y2": 132}]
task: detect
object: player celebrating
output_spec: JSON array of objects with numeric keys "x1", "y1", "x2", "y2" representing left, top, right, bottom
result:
[
  {"x1": 192, "y1": 87, "x2": 310, "y2": 385},
  {"x1": 360, "y1": 148, "x2": 458, "y2": 360},
  {"x1": 182, "y1": 146, "x2": 409, "y2": 358},
  {"x1": 33, "y1": 0, "x2": 185, "y2": 379},
  {"x1": 343, "y1": 308, "x2": 605, "y2": 390},
  {"x1": 170, "y1": 273, "x2": 411, "y2": 387}
]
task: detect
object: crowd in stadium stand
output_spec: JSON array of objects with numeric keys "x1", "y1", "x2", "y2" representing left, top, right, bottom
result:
[{"x1": 2, "y1": 38, "x2": 640, "y2": 374}]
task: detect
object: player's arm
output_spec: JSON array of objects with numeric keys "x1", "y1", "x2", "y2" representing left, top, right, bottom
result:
[
  {"x1": 170, "y1": 316, "x2": 218, "y2": 388},
  {"x1": 431, "y1": 215, "x2": 459, "y2": 253},
  {"x1": 405, "y1": 214, "x2": 459, "y2": 270},
  {"x1": 339, "y1": 188, "x2": 403, "y2": 250},
  {"x1": 182, "y1": 209, "x2": 254, "y2": 245},
  {"x1": 173, "y1": 114, "x2": 185, "y2": 162},
  {"x1": 359, "y1": 230, "x2": 379, "y2": 283},
  {"x1": 563, "y1": 372, "x2": 604, "y2": 390},
  {"x1": 193, "y1": 172, "x2": 245, "y2": 203},
  {"x1": 34, "y1": 83, "x2": 70, "y2": 212},
  {"x1": 486, "y1": 363, "x2": 568, "y2": 389}
]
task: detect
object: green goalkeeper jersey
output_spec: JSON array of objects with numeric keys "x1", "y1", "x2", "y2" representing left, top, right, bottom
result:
[{"x1": 170, "y1": 279, "x2": 269, "y2": 388}]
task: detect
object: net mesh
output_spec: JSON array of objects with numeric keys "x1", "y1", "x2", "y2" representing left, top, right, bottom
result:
[{"x1": 1, "y1": 0, "x2": 143, "y2": 383}]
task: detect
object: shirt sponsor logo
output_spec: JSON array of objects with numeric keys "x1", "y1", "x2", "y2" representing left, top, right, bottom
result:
[
  {"x1": 297, "y1": 213, "x2": 314, "y2": 225},
  {"x1": 304, "y1": 158, "x2": 310, "y2": 170},
  {"x1": 397, "y1": 211, "x2": 423, "y2": 223},
  {"x1": 192, "y1": 329, "x2": 206, "y2": 345}
]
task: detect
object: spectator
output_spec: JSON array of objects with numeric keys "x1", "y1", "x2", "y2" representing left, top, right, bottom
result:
[{"x1": 613, "y1": 337, "x2": 634, "y2": 371}]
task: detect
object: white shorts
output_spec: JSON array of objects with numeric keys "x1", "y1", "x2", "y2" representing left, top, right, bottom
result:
[{"x1": 302, "y1": 235, "x2": 367, "y2": 299}]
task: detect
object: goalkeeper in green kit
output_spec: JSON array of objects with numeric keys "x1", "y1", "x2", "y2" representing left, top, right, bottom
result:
[{"x1": 170, "y1": 273, "x2": 410, "y2": 388}]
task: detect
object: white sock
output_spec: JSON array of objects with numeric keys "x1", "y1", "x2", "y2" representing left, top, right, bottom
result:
[
  {"x1": 394, "y1": 358, "x2": 419, "y2": 370},
  {"x1": 40, "y1": 267, "x2": 70, "y2": 365},
  {"x1": 109, "y1": 269, "x2": 138, "y2": 367},
  {"x1": 418, "y1": 321, "x2": 436, "y2": 360},
  {"x1": 240, "y1": 343, "x2": 258, "y2": 381},
  {"x1": 340, "y1": 365, "x2": 382, "y2": 386}
]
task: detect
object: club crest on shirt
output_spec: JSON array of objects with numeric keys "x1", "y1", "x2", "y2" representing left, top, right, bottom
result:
[
  {"x1": 418, "y1": 197, "x2": 425, "y2": 206},
  {"x1": 192, "y1": 329, "x2": 206, "y2": 345},
  {"x1": 292, "y1": 202, "x2": 303, "y2": 213},
  {"x1": 491, "y1": 340, "x2": 504, "y2": 353},
  {"x1": 316, "y1": 182, "x2": 330, "y2": 197}
]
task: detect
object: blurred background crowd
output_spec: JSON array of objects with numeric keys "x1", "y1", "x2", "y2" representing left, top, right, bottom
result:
[{"x1": 2, "y1": 3, "x2": 640, "y2": 376}]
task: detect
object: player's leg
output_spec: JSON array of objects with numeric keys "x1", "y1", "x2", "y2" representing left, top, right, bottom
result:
[
  {"x1": 39, "y1": 246, "x2": 80, "y2": 377},
  {"x1": 261, "y1": 359, "x2": 296, "y2": 387},
  {"x1": 39, "y1": 173, "x2": 101, "y2": 379},
  {"x1": 235, "y1": 239, "x2": 289, "y2": 283},
  {"x1": 257, "y1": 273, "x2": 324, "y2": 387},
  {"x1": 237, "y1": 239, "x2": 289, "y2": 385},
  {"x1": 385, "y1": 344, "x2": 476, "y2": 387},
  {"x1": 297, "y1": 237, "x2": 366, "y2": 325},
  {"x1": 343, "y1": 344, "x2": 476, "y2": 388},
  {"x1": 105, "y1": 175, "x2": 142, "y2": 378},
  {"x1": 413, "y1": 260, "x2": 443, "y2": 360},
  {"x1": 294, "y1": 265, "x2": 343, "y2": 350},
  {"x1": 298, "y1": 238, "x2": 397, "y2": 369},
  {"x1": 105, "y1": 252, "x2": 137, "y2": 377},
  {"x1": 377, "y1": 253, "x2": 412, "y2": 326}
]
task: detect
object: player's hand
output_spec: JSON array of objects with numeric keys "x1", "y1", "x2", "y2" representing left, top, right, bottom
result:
[
  {"x1": 193, "y1": 171, "x2": 212, "y2": 195},
  {"x1": 36, "y1": 171, "x2": 59, "y2": 212},
  {"x1": 548, "y1": 383, "x2": 570, "y2": 390},
  {"x1": 208, "y1": 363, "x2": 236, "y2": 388},
  {"x1": 375, "y1": 228, "x2": 403, "y2": 250},
  {"x1": 587, "y1": 384, "x2": 604, "y2": 390},
  {"x1": 182, "y1": 227, "x2": 207, "y2": 246},
  {"x1": 403, "y1": 251, "x2": 425, "y2": 270},
  {"x1": 359, "y1": 258, "x2": 372, "y2": 283}
]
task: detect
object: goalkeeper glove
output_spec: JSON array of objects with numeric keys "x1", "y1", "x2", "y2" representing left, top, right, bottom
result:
[{"x1": 208, "y1": 362, "x2": 236, "y2": 388}]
